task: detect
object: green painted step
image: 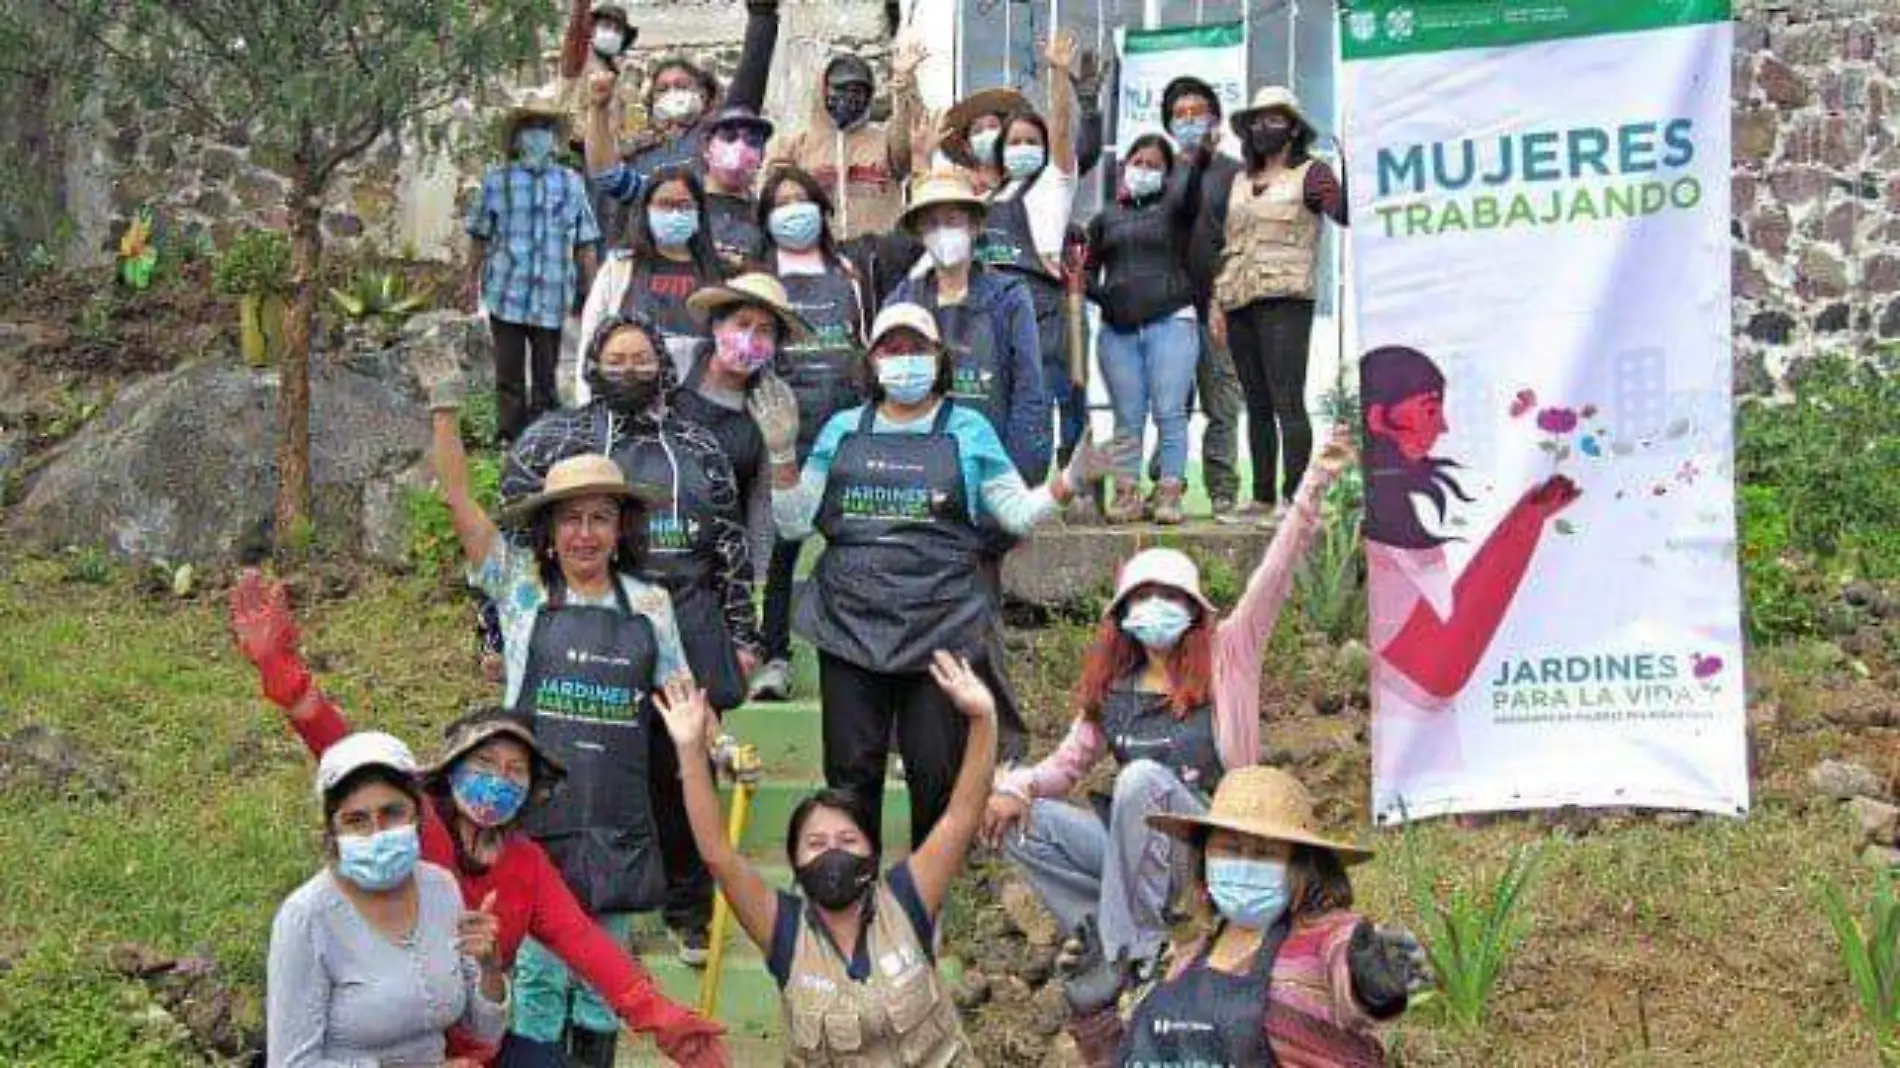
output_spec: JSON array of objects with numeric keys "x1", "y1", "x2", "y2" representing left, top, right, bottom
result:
[
  {"x1": 724, "y1": 778, "x2": 912, "y2": 857},
  {"x1": 721, "y1": 700, "x2": 824, "y2": 779}
]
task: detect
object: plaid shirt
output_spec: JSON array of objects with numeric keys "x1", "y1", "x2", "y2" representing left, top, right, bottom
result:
[{"x1": 466, "y1": 163, "x2": 600, "y2": 329}]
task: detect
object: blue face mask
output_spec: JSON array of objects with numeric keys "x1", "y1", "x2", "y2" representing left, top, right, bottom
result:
[
  {"x1": 517, "y1": 125, "x2": 557, "y2": 169},
  {"x1": 1125, "y1": 165, "x2": 1167, "y2": 200},
  {"x1": 648, "y1": 208, "x2": 700, "y2": 247},
  {"x1": 768, "y1": 201, "x2": 824, "y2": 251},
  {"x1": 335, "y1": 824, "x2": 421, "y2": 892},
  {"x1": 1206, "y1": 856, "x2": 1290, "y2": 930},
  {"x1": 969, "y1": 128, "x2": 1000, "y2": 165},
  {"x1": 1120, "y1": 595, "x2": 1194, "y2": 650},
  {"x1": 1003, "y1": 144, "x2": 1046, "y2": 179},
  {"x1": 877, "y1": 353, "x2": 939, "y2": 405},
  {"x1": 450, "y1": 764, "x2": 529, "y2": 828},
  {"x1": 1169, "y1": 116, "x2": 1214, "y2": 146}
]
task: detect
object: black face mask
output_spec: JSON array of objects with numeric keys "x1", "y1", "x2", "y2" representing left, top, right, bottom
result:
[
  {"x1": 1246, "y1": 125, "x2": 1293, "y2": 161},
  {"x1": 796, "y1": 848, "x2": 876, "y2": 910},
  {"x1": 826, "y1": 87, "x2": 871, "y2": 129},
  {"x1": 588, "y1": 367, "x2": 662, "y2": 414}
]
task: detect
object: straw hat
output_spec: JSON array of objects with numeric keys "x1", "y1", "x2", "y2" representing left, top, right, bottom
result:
[
  {"x1": 1230, "y1": 85, "x2": 1314, "y2": 139},
  {"x1": 502, "y1": 89, "x2": 570, "y2": 153},
  {"x1": 940, "y1": 87, "x2": 1031, "y2": 166},
  {"x1": 498, "y1": 453, "x2": 661, "y2": 526},
  {"x1": 867, "y1": 302, "x2": 944, "y2": 351},
  {"x1": 1150, "y1": 765, "x2": 1373, "y2": 865},
  {"x1": 685, "y1": 272, "x2": 814, "y2": 341},
  {"x1": 1106, "y1": 547, "x2": 1218, "y2": 618},
  {"x1": 899, "y1": 169, "x2": 989, "y2": 234},
  {"x1": 421, "y1": 712, "x2": 567, "y2": 807},
  {"x1": 316, "y1": 732, "x2": 418, "y2": 803}
]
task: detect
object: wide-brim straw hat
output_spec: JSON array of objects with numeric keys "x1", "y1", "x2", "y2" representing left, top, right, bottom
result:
[
  {"x1": 1150, "y1": 765, "x2": 1373, "y2": 865},
  {"x1": 940, "y1": 87, "x2": 1031, "y2": 166},
  {"x1": 899, "y1": 169, "x2": 989, "y2": 234},
  {"x1": 867, "y1": 302, "x2": 945, "y2": 351},
  {"x1": 497, "y1": 453, "x2": 663, "y2": 526},
  {"x1": 421, "y1": 713, "x2": 567, "y2": 807},
  {"x1": 1230, "y1": 85, "x2": 1314, "y2": 139},
  {"x1": 502, "y1": 91, "x2": 570, "y2": 154},
  {"x1": 1106, "y1": 547, "x2": 1218, "y2": 618},
  {"x1": 685, "y1": 272, "x2": 814, "y2": 341}
]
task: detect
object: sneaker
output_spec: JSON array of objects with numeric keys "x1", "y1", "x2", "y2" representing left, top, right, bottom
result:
[
  {"x1": 1207, "y1": 495, "x2": 1237, "y2": 520},
  {"x1": 749, "y1": 658, "x2": 793, "y2": 702},
  {"x1": 1151, "y1": 479, "x2": 1186, "y2": 526},
  {"x1": 675, "y1": 926, "x2": 710, "y2": 968},
  {"x1": 1215, "y1": 500, "x2": 1273, "y2": 526}
]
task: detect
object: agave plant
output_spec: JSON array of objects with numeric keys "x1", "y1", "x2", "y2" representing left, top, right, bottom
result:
[
  {"x1": 329, "y1": 269, "x2": 430, "y2": 324},
  {"x1": 1397, "y1": 817, "x2": 1545, "y2": 1030}
]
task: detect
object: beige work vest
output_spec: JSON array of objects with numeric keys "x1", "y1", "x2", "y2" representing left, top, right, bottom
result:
[
  {"x1": 1215, "y1": 160, "x2": 1321, "y2": 308},
  {"x1": 781, "y1": 884, "x2": 977, "y2": 1068}
]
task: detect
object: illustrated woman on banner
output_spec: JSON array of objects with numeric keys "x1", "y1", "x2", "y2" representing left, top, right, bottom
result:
[{"x1": 1361, "y1": 346, "x2": 1581, "y2": 783}]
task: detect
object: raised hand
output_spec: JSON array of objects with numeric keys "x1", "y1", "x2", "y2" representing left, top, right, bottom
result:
[
  {"x1": 891, "y1": 34, "x2": 927, "y2": 81},
  {"x1": 745, "y1": 373, "x2": 801, "y2": 466},
  {"x1": 457, "y1": 891, "x2": 502, "y2": 969},
  {"x1": 1043, "y1": 28, "x2": 1078, "y2": 73},
  {"x1": 1523, "y1": 474, "x2": 1582, "y2": 523},
  {"x1": 228, "y1": 568, "x2": 299, "y2": 669},
  {"x1": 653, "y1": 673, "x2": 714, "y2": 750},
  {"x1": 589, "y1": 68, "x2": 618, "y2": 108},
  {"x1": 928, "y1": 650, "x2": 995, "y2": 722},
  {"x1": 1313, "y1": 423, "x2": 1358, "y2": 477},
  {"x1": 910, "y1": 107, "x2": 944, "y2": 170}
]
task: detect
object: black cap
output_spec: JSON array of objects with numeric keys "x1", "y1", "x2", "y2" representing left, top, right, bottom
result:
[
  {"x1": 826, "y1": 55, "x2": 876, "y2": 89},
  {"x1": 1161, "y1": 76, "x2": 1222, "y2": 123}
]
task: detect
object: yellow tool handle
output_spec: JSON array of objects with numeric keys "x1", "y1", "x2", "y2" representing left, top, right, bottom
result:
[
  {"x1": 697, "y1": 777, "x2": 755, "y2": 1018},
  {"x1": 1066, "y1": 292, "x2": 1089, "y2": 391}
]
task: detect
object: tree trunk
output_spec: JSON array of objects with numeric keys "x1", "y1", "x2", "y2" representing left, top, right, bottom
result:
[{"x1": 273, "y1": 180, "x2": 323, "y2": 554}]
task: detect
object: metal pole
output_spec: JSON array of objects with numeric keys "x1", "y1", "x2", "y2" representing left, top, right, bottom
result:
[
  {"x1": 1289, "y1": 0, "x2": 1300, "y2": 87},
  {"x1": 1005, "y1": 0, "x2": 1014, "y2": 85}
]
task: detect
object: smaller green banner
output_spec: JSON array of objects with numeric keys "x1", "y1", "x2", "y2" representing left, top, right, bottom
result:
[
  {"x1": 1123, "y1": 21, "x2": 1246, "y2": 55},
  {"x1": 1340, "y1": 0, "x2": 1731, "y2": 60}
]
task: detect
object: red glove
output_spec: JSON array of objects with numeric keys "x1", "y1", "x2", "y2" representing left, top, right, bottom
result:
[
  {"x1": 228, "y1": 568, "x2": 312, "y2": 709},
  {"x1": 621, "y1": 987, "x2": 729, "y2": 1068}
]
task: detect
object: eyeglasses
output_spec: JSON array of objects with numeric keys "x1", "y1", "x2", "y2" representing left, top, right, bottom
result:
[{"x1": 715, "y1": 126, "x2": 768, "y2": 150}]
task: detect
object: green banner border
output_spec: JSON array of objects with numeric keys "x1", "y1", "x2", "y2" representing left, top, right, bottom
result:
[
  {"x1": 1123, "y1": 21, "x2": 1246, "y2": 55},
  {"x1": 1340, "y1": 1, "x2": 1731, "y2": 60}
]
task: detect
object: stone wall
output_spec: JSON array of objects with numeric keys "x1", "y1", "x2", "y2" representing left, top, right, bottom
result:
[{"x1": 1732, "y1": 0, "x2": 1900, "y2": 391}]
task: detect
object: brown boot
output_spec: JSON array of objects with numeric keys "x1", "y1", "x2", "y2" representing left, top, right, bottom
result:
[
  {"x1": 1103, "y1": 478, "x2": 1143, "y2": 524},
  {"x1": 1152, "y1": 478, "x2": 1186, "y2": 525}
]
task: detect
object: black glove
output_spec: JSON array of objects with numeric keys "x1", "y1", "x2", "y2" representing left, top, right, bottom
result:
[
  {"x1": 1056, "y1": 918, "x2": 1129, "y2": 1017},
  {"x1": 1346, "y1": 921, "x2": 1432, "y2": 1020}
]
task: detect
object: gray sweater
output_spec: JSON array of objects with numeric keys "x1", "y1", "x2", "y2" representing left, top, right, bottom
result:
[{"x1": 267, "y1": 862, "x2": 507, "y2": 1067}]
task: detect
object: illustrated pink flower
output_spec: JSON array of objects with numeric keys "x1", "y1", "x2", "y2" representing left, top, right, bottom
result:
[
  {"x1": 1691, "y1": 653, "x2": 1724, "y2": 680},
  {"x1": 1536, "y1": 407, "x2": 1579, "y2": 434}
]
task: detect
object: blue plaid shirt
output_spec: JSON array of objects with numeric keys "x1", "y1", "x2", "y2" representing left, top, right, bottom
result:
[{"x1": 466, "y1": 163, "x2": 600, "y2": 330}]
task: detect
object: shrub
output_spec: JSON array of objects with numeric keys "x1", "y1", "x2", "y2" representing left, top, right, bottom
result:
[
  {"x1": 1736, "y1": 483, "x2": 1825, "y2": 645},
  {"x1": 405, "y1": 452, "x2": 500, "y2": 578},
  {"x1": 212, "y1": 229, "x2": 293, "y2": 298}
]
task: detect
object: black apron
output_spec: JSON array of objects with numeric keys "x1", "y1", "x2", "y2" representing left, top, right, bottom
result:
[
  {"x1": 775, "y1": 268, "x2": 867, "y2": 460},
  {"x1": 796, "y1": 402, "x2": 988, "y2": 673},
  {"x1": 613, "y1": 432, "x2": 748, "y2": 713},
  {"x1": 984, "y1": 179, "x2": 1068, "y2": 406},
  {"x1": 1100, "y1": 682, "x2": 1225, "y2": 798},
  {"x1": 514, "y1": 578, "x2": 666, "y2": 914},
  {"x1": 620, "y1": 257, "x2": 709, "y2": 376},
  {"x1": 707, "y1": 193, "x2": 765, "y2": 272},
  {"x1": 1117, "y1": 920, "x2": 1288, "y2": 1068}
]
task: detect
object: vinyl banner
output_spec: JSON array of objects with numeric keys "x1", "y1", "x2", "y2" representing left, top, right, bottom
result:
[
  {"x1": 1114, "y1": 22, "x2": 1248, "y2": 155},
  {"x1": 1341, "y1": 1, "x2": 1748, "y2": 823}
]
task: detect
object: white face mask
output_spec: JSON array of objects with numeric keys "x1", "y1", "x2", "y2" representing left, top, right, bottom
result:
[
  {"x1": 653, "y1": 88, "x2": 704, "y2": 123},
  {"x1": 592, "y1": 26, "x2": 625, "y2": 56},
  {"x1": 923, "y1": 227, "x2": 972, "y2": 269}
]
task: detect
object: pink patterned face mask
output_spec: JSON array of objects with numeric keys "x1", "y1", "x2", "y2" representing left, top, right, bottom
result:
[
  {"x1": 714, "y1": 327, "x2": 776, "y2": 374},
  {"x1": 706, "y1": 138, "x2": 764, "y2": 185}
]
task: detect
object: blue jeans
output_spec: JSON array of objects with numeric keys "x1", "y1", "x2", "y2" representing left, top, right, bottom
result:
[{"x1": 1098, "y1": 315, "x2": 1199, "y2": 481}]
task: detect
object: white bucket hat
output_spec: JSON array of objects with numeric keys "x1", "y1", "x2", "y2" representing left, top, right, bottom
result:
[
  {"x1": 1106, "y1": 547, "x2": 1218, "y2": 618},
  {"x1": 1230, "y1": 85, "x2": 1314, "y2": 139},
  {"x1": 316, "y1": 732, "x2": 418, "y2": 802}
]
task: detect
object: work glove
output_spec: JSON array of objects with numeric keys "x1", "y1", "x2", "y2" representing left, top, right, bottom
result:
[
  {"x1": 623, "y1": 986, "x2": 730, "y2": 1068},
  {"x1": 746, "y1": 373, "x2": 801, "y2": 467},
  {"x1": 412, "y1": 344, "x2": 467, "y2": 412},
  {"x1": 228, "y1": 568, "x2": 312, "y2": 709},
  {"x1": 1346, "y1": 921, "x2": 1434, "y2": 1019},
  {"x1": 1062, "y1": 434, "x2": 1140, "y2": 498},
  {"x1": 1056, "y1": 917, "x2": 1130, "y2": 1018}
]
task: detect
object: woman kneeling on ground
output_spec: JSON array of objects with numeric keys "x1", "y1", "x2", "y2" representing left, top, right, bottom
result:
[
  {"x1": 268, "y1": 731, "x2": 509, "y2": 1066},
  {"x1": 983, "y1": 427, "x2": 1357, "y2": 993},
  {"x1": 1062, "y1": 766, "x2": 1431, "y2": 1066},
  {"x1": 649, "y1": 654, "x2": 996, "y2": 1066},
  {"x1": 231, "y1": 573, "x2": 727, "y2": 1068}
]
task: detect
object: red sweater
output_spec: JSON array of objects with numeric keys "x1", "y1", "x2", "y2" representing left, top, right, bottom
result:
[{"x1": 292, "y1": 699, "x2": 664, "y2": 1058}]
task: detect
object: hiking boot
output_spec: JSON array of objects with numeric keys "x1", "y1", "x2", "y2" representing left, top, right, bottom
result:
[
  {"x1": 1151, "y1": 479, "x2": 1186, "y2": 525},
  {"x1": 1207, "y1": 494, "x2": 1237, "y2": 521},
  {"x1": 675, "y1": 926, "x2": 710, "y2": 968},
  {"x1": 1103, "y1": 478, "x2": 1143, "y2": 524},
  {"x1": 749, "y1": 657, "x2": 793, "y2": 702},
  {"x1": 1216, "y1": 499, "x2": 1274, "y2": 526}
]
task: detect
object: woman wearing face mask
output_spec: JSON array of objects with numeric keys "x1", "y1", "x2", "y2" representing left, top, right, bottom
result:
[
  {"x1": 766, "y1": 43, "x2": 922, "y2": 246},
  {"x1": 232, "y1": 573, "x2": 728, "y2": 1068},
  {"x1": 981, "y1": 428, "x2": 1355, "y2": 1016},
  {"x1": 888, "y1": 170, "x2": 1050, "y2": 486},
  {"x1": 758, "y1": 302, "x2": 1128, "y2": 851},
  {"x1": 649, "y1": 655, "x2": 995, "y2": 1067},
  {"x1": 268, "y1": 732, "x2": 511, "y2": 1067},
  {"x1": 1207, "y1": 87, "x2": 1349, "y2": 525},
  {"x1": 748, "y1": 167, "x2": 869, "y2": 702},
  {"x1": 699, "y1": 107, "x2": 773, "y2": 271},
  {"x1": 1059, "y1": 766, "x2": 1429, "y2": 1067},
  {"x1": 1084, "y1": 133, "x2": 1205, "y2": 524},
  {"x1": 578, "y1": 165, "x2": 725, "y2": 394}
]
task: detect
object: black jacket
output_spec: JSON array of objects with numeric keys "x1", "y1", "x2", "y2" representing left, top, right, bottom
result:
[
  {"x1": 1185, "y1": 151, "x2": 1243, "y2": 315},
  {"x1": 1087, "y1": 164, "x2": 1202, "y2": 332}
]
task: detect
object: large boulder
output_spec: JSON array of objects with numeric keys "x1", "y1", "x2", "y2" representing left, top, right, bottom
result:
[{"x1": 8, "y1": 358, "x2": 426, "y2": 564}]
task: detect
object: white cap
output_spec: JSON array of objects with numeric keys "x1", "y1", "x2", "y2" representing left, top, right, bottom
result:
[
  {"x1": 868, "y1": 302, "x2": 944, "y2": 350},
  {"x1": 1107, "y1": 548, "x2": 1218, "y2": 618},
  {"x1": 316, "y1": 731, "x2": 418, "y2": 802}
]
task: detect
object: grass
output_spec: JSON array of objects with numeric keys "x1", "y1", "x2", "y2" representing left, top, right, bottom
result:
[
  {"x1": 0, "y1": 552, "x2": 1890, "y2": 1065},
  {"x1": 1820, "y1": 873, "x2": 1900, "y2": 1065}
]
